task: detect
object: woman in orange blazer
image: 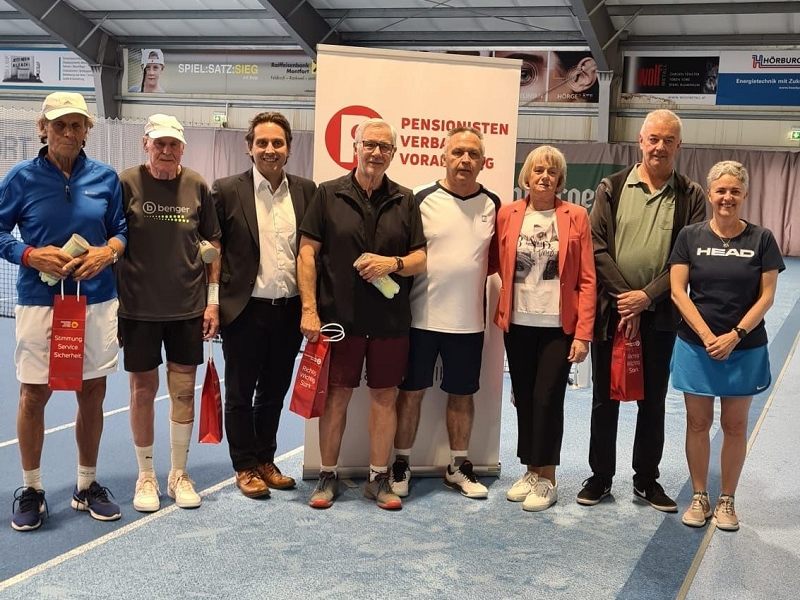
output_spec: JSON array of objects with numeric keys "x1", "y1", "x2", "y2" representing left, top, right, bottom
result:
[{"x1": 494, "y1": 145, "x2": 596, "y2": 512}]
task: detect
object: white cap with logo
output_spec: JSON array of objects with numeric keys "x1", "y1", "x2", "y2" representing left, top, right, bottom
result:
[
  {"x1": 41, "y1": 92, "x2": 91, "y2": 120},
  {"x1": 141, "y1": 49, "x2": 165, "y2": 67},
  {"x1": 144, "y1": 114, "x2": 186, "y2": 145}
]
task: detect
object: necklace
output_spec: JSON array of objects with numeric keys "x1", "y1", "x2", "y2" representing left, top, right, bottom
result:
[{"x1": 709, "y1": 220, "x2": 743, "y2": 249}]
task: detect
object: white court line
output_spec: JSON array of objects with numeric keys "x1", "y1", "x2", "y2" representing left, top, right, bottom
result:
[
  {"x1": 0, "y1": 445, "x2": 305, "y2": 591},
  {"x1": 0, "y1": 382, "x2": 213, "y2": 449}
]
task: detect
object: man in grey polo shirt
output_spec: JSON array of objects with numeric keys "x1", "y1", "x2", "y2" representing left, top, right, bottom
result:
[{"x1": 578, "y1": 109, "x2": 706, "y2": 512}]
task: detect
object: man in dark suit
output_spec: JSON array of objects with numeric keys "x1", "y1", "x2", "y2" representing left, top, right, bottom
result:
[{"x1": 212, "y1": 112, "x2": 316, "y2": 499}]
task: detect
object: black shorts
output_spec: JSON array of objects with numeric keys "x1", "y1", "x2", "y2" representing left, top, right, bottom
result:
[
  {"x1": 399, "y1": 328, "x2": 484, "y2": 395},
  {"x1": 119, "y1": 316, "x2": 204, "y2": 372}
]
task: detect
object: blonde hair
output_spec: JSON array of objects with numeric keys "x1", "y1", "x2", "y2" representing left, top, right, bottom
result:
[{"x1": 518, "y1": 145, "x2": 567, "y2": 192}]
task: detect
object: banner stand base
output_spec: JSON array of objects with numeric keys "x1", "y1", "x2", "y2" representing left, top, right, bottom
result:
[{"x1": 303, "y1": 462, "x2": 501, "y2": 480}]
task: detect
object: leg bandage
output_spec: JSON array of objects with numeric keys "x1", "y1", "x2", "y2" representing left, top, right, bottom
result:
[{"x1": 167, "y1": 370, "x2": 196, "y2": 424}]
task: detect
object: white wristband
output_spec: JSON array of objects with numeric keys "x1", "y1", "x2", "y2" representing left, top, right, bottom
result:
[{"x1": 207, "y1": 282, "x2": 220, "y2": 305}]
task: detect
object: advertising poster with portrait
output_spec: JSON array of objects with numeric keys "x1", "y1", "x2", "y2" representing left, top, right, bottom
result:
[
  {"x1": 307, "y1": 44, "x2": 520, "y2": 478},
  {"x1": 125, "y1": 48, "x2": 316, "y2": 96},
  {"x1": 621, "y1": 54, "x2": 720, "y2": 105},
  {"x1": 0, "y1": 48, "x2": 93, "y2": 91},
  {"x1": 495, "y1": 49, "x2": 598, "y2": 104}
]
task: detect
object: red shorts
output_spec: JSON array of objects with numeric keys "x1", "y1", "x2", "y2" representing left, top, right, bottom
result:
[{"x1": 328, "y1": 335, "x2": 409, "y2": 389}]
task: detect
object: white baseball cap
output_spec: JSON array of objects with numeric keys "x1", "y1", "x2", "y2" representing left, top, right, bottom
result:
[
  {"x1": 41, "y1": 92, "x2": 91, "y2": 120},
  {"x1": 144, "y1": 114, "x2": 186, "y2": 144},
  {"x1": 141, "y1": 48, "x2": 165, "y2": 67}
]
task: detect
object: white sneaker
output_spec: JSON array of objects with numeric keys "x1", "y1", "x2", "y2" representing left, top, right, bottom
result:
[
  {"x1": 390, "y1": 458, "x2": 411, "y2": 497},
  {"x1": 507, "y1": 471, "x2": 538, "y2": 502},
  {"x1": 523, "y1": 479, "x2": 558, "y2": 512},
  {"x1": 168, "y1": 470, "x2": 201, "y2": 509},
  {"x1": 444, "y1": 460, "x2": 488, "y2": 499},
  {"x1": 133, "y1": 474, "x2": 160, "y2": 513}
]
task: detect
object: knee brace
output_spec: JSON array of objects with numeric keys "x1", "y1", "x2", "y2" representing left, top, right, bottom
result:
[{"x1": 167, "y1": 369, "x2": 196, "y2": 424}]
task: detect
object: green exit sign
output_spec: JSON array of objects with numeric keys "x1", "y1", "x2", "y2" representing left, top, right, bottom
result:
[{"x1": 792, "y1": 130, "x2": 800, "y2": 141}]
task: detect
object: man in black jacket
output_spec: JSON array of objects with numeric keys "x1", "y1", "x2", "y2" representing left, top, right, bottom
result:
[
  {"x1": 578, "y1": 109, "x2": 706, "y2": 511},
  {"x1": 212, "y1": 112, "x2": 316, "y2": 499}
]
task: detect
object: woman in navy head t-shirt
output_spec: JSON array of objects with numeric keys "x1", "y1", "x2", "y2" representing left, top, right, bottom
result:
[{"x1": 669, "y1": 160, "x2": 784, "y2": 532}]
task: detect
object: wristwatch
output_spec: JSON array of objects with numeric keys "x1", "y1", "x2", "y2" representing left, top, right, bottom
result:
[
  {"x1": 733, "y1": 326, "x2": 747, "y2": 339},
  {"x1": 395, "y1": 256, "x2": 404, "y2": 272},
  {"x1": 109, "y1": 246, "x2": 119, "y2": 264}
]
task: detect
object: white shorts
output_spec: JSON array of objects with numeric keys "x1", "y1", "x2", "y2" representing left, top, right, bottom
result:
[{"x1": 15, "y1": 298, "x2": 120, "y2": 385}]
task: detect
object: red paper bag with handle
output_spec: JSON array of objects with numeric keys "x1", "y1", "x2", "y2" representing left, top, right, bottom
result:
[
  {"x1": 289, "y1": 337, "x2": 331, "y2": 419},
  {"x1": 610, "y1": 329, "x2": 645, "y2": 401},
  {"x1": 198, "y1": 341, "x2": 223, "y2": 443},
  {"x1": 49, "y1": 282, "x2": 87, "y2": 391}
]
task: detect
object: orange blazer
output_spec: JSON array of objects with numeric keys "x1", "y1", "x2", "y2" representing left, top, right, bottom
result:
[{"x1": 494, "y1": 198, "x2": 596, "y2": 340}]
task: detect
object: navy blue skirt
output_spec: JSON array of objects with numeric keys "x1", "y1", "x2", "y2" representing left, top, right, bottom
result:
[{"x1": 670, "y1": 337, "x2": 771, "y2": 397}]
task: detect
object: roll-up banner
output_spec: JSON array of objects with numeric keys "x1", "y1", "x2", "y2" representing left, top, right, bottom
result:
[{"x1": 305, "y1": 44, "x2": 520, "y2": 478}]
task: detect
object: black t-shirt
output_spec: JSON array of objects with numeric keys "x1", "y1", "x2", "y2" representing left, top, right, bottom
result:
[{"x1": 669, "y1": 221, "x2": 785, "y2": 348}]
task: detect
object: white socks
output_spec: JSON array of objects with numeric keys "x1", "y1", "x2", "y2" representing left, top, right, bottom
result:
[
  {"x1": 135, "y1": 445, "x2": 155, "y2": 477},
  {"x1": 170, "y1": 421, "x2": 193, "y2": 474},
  {"x1": 77, "y1": 465, "x2": 96, "y2": 491},
  {"x1": 22, "y1": 468, "x2": 43, "y2": 491}
]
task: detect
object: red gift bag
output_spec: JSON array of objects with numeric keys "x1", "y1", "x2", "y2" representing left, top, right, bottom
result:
[
  {"x1": 49, "y1": 283, "x2": 87, "y2": 391},
  {"x1": 610, "y1": 329, "x2": 644, "y2": 401},
  {"x1": 198, "y1": 342, "x2": 223, "y2": 443},
  {"x1": 289, "y1": 337, "x2": 332, "y2": 419}
]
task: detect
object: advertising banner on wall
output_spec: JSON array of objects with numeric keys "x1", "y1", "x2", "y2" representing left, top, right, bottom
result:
[
  {"x1": 308, "y1": 44, "x2": 520, "y2": 478},
  {"x1": 125, "y1": 48, "x2": 315, "y2": 96},
  {"x1": 495, "y1": 49, "x2": 598, "y2": 104},
  {"x1": 0, "y1": 48, "x2": 94, "y2": 91},
  {"x1": 717, "y1": 51, "x2": 800, "y2": 106},
  {"x1": 621, "y1": 54, "x2": 719, "y2": 105}
]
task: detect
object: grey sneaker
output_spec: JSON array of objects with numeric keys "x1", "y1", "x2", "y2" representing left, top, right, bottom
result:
[
  {"x1": 389, "y1": 458, "x2": 410, "y2": 497},
  {"x1": 308, "y1": 471, "x2": 338, "y2": 509},
  {"x1": 364, "y1": 473, "x2": 402, "y2": 510}
]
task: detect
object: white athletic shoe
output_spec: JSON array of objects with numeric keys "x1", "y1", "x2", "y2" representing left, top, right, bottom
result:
[
  {"x1": 168, "y1": 470, "x2": 201, "y2": 509},
  {"x1": 523, "y1": 479, "x2": 558, "y2": 512},
  {"x1": 507, "y1": 471, "x2": 538, "y2": 502},
  {"x1": 133, "y1": 474, "x2": 161, "y2": 513},
  {"x1": 390, "y1": 458, "x2": 411, "y2": 498},
  {"x1": 444, "y1": 460, "x2": 488, "y2": 499}
]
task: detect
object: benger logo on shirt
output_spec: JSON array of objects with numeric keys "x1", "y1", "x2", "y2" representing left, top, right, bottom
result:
[{"x1": 142, "y1": 201, "x2": 191, "y2": 223}]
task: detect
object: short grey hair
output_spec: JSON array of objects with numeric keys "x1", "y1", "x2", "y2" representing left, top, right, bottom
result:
[
  {"x1": 354, "y1": 118, "x2": 397, "y2": 147},
  {"x1": 640, "y1": 109, "x2": 683, "y2": 138},
  {"x1": 445, "y1": 126, "x2": 485, "y2": 156},
  {"x1": 707, "y1": 160, "x2": 749, "y2": 192}
]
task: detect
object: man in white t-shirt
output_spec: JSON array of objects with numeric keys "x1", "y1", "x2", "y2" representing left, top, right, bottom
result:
[{"x1": 391, "y1": 127, "x2": 499, "y2": 499}]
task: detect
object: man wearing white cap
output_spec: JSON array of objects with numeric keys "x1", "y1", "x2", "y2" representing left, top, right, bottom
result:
[
  {"x1": 0, "y1": 92, "x2": 127, "y2": 531},
  {"x1": 117, "y1": 114, "x2": 221, "y2": 513},
  {"x1": 129, "y1": 48, "x2": 166, "y2": 93}
]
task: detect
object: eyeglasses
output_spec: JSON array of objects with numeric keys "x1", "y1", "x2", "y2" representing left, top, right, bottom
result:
[{"x1": 360, "y1": 140, "x2": 394, "y2": 154}]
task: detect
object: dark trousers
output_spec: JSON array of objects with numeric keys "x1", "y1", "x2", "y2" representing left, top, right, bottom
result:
[
  {"x1": 588, "y1": 310, "x2": 675, "y2": 487},
  {"x1": 505, "y1": 324, "x2": 574, "y2": 467},
  {"x1": 221, "y1": 296, "x2": 302, "y2": 471}
]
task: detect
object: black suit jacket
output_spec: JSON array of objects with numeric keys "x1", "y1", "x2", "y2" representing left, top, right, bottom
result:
[{"x1": 212, "y1": 169, "x2": 317, "y2": 327}]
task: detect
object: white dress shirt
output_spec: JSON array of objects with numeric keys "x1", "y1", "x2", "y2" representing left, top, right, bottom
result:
[{"x1": 251, "y1": 167, "x2": 297, "y2": 299}]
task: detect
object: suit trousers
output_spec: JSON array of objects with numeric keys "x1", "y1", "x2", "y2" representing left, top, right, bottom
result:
[
  {"x1": 221, "y1": 296, "x2": 302, "y2": 471},
  {"x1": 588, "y1": 310, "x2": 676, "y2": 487}
]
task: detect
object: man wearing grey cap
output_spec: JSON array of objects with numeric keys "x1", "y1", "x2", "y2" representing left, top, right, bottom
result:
[
  {"x1": 0, "y1": 92, "x2": 127, "y2": 531},
  {"x1": 117, "y1": 114, "x2": 221, "y2": 514}
]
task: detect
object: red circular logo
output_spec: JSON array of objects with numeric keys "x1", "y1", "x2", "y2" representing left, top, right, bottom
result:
[{"x1": 324, "y1": 105, "x2": 382, "y2": 170}]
